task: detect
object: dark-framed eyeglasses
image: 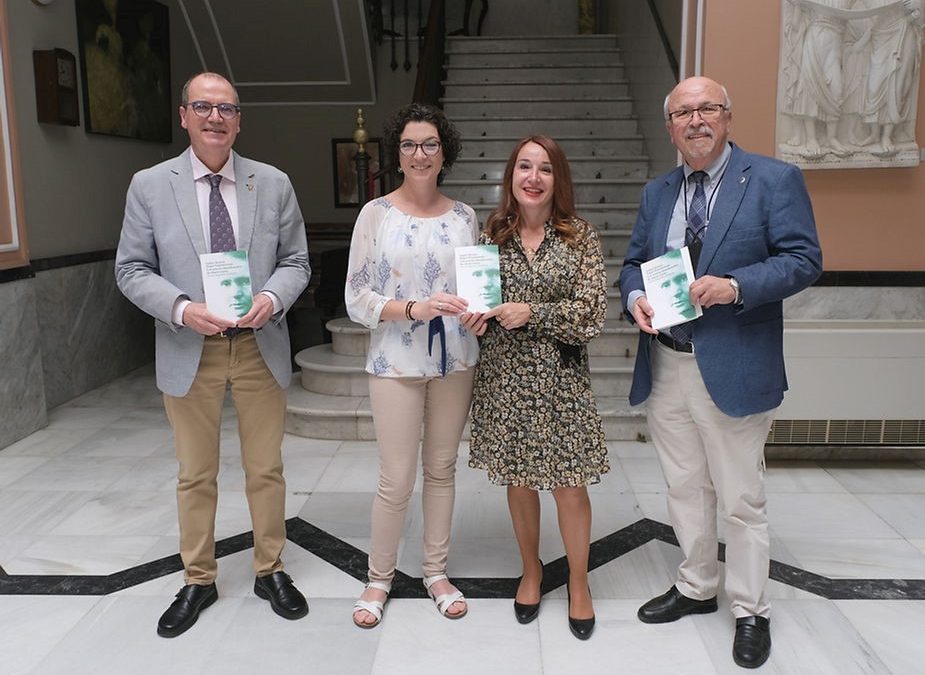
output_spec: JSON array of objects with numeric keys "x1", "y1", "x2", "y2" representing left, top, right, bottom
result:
[
  {"x1": 398, "y1": 139, "x2": 442, "y2": 156},
  {"x1": 667, "y1": 103, "x2": 727, "y2": 123},
  {"x1": 185, "y1": 100, "x2": 241, "y2": 120}
]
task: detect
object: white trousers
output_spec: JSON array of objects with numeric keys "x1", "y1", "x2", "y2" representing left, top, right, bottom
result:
[{"x1": 647, "y1": 341, "x2": 774, "y2": 618}]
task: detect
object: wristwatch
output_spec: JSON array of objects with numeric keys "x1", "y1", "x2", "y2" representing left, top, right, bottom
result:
[{"x1": 728, "y1": 277, "x2": 742, "y2": 304}]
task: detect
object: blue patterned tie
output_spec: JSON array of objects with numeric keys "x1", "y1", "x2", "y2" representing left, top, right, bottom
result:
[
  {"x1": 669, "y1": 171, "x2": 707, "y2": 345},
  {"x1": 208, "y1": 174, "x2": 236, "y2": 252}
]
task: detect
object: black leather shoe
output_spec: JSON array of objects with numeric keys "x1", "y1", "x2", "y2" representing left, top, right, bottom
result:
[
  {"x1": 637, "y1": 586, "x2": 718, "y2": 624},
  {"x1": 157, "y1": 583, "x2": 218, "y2": 638},
  {"x1": 254, "y1": 571, "x2": 308, "y2": 620},
  {"x1": 733, "y1": 615, "x2": 771, "y2": 669},
  {"x1": 567, "y1": 584, "x2": 595, "y2": 640},
  {"x1": 513, "y1": 560, "x2": 543, "y2": 624}
]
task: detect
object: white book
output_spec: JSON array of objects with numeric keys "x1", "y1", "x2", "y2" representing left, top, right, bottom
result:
[
  {"x1": 200, "y1": 250, "x2": 253, "y2": 322},
  {"x1": 454, "y1": 244, "x2": 501, "y2": 313},
  {"x1": 641, "y1": 246, "x2": 703, "y2": 331}
]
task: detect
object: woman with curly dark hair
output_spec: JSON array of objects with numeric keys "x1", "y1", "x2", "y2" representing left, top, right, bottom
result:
[
  {"x1": 345, "y1": 103, "x2": 479, "y2": 628},
  {"x1": 464, "y1": 135, "x2": 610, "y2": 640}
]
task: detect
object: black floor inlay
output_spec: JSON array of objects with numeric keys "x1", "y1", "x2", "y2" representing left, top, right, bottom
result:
[{"x1": 1, "y1": 518, "x2": 924, "y2": 600}]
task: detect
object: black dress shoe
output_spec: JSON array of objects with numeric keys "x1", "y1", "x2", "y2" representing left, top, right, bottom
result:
[
  {"x1": 733, "y1": 615, "x2": 771, "y2": 669},
  {"x1": 157, "y1": 583, "x2": 218, "y2": 638},
  {"x1": 254, "y1": 571, "x2": 308, "y2": 619},
  {"x1": 513, "y1": 560, "x2": 543, "y2": 624},
  {"x1": 567, "y1": 584, "x2": 595, "y2": 640},
  {"x1": 637, "y1": 585, "x2": 718, "y2": 624}
]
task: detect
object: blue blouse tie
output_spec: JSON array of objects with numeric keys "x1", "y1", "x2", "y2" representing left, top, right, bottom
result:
[{"x1": 428, "y1": 317, "x2": 447, "y2": 376}]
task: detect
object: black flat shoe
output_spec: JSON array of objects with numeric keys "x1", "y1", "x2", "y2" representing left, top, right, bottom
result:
[
  {"x1": 513, "y1": 560, "x2": 543, "y2": 625},
  {"x1": 254, "y1": 571, "x2": 309, "y2": 620},
  {"x1": 637, "y1": 585, "x2": 718, "y2": 624},
  {"x1": 733, "y1": 615, "x2": 771, "y2": 669},
  {"x1": 567, "y1": 584, "x2": 595, "y2": 640},
  {"x1": 157, "y1": 583, "x2": 218, "y2": 638}
]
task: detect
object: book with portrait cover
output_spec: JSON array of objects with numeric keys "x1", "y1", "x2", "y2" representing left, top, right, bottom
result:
[
  {"x1": 454, "y1": 244, "x2": 501, "y2": 312},
  {"x1": 200, "y1": 250, "x2": 253, "y2": 322},
  {"x1": 641, "y1": 246, "x2": 702, "y2": 331}
]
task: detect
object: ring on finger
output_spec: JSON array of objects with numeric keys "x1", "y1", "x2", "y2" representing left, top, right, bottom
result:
[{"x1": 437, "y1": 302, "x2": 443, "y2": 311}]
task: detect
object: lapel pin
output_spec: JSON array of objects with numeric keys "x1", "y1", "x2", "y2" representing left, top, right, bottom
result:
[
  {"x1": 739, "y1": 176, "x2": 746, "y2": 184},
  {"x1": 246, "y1": 182, "x2": 254, "y2": 191}
]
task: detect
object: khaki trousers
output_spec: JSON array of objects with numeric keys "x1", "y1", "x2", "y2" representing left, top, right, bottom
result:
[
  {"x1": 163, "y1": 331, "x2": 287, "y2": 585},
  {"x1": 367, "y1": 368, "x2": 474, "y2": 583},
  {"x1": 647, "y1": 341, "x2": 774, "y2": 618}
]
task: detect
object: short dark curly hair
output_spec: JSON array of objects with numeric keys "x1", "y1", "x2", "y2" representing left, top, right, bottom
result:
[{"x1": 382, "y1": 103, "x2": 462, "y2": 174}]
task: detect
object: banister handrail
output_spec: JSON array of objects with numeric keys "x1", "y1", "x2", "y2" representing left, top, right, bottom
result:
[{"x1": 412, "y1": 0, "x2": 446, "y2": 105}]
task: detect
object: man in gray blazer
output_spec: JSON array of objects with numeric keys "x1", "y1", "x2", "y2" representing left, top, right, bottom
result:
[
  {"x1": 620, "y1": 77, "x2": 822, "y2": 669},
  {"x1": 116, "y1": 72, "x2": 311, "y2": 637}
]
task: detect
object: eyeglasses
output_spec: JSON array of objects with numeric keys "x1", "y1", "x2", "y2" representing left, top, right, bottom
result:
[
  {"x1": 398, "y1": 139, "x2": 442, "y2": 156},
  {"x1": 667, "y1": 103, "x2": 727, "y2": 123},
  {"x1": 185, "y1": 101, "x2": 241, "y2": 120}
]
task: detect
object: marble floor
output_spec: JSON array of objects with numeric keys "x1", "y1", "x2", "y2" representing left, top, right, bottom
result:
[{"x1": 2, "y1": 367, "x2": 924, "y2": 674}]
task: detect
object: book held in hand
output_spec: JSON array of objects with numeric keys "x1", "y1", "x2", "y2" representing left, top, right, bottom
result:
[
  {"x1": 200, "y1": 250, "x2": 253, "y2": 322},
  {"x1": 455, "y1": 244, "x2": 502, "y2": 313},
  {"x1": 641, "y1": 246, "x2": 702, "y2": 331}
]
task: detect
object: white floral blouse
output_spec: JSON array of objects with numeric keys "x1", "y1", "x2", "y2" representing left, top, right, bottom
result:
[{"x1": 345, "y1": 197, "x2": 480, "y2": 378}]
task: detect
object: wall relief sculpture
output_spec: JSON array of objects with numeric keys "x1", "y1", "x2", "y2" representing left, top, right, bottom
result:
[{"x1": 777, "y1": 0, "x2": 924, "y2": 168}]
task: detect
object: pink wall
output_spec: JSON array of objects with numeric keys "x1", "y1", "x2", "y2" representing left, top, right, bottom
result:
[{"x1": 702, "y1": 0, "x2": 925, "y2": 271}]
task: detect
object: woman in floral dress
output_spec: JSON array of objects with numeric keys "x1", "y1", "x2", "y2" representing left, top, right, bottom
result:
[
  {"x1": 345, "y1": 104, "x2": 479, "y2": 628},
  {"x1": 466, "y1": 135, "x2": 609, "y2": 640}
]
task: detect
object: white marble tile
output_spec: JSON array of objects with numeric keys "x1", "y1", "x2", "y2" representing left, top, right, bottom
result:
[
  {"x1": 0, "y1": 455, "x2": 50, "y2": 487},
  {"x1": 782, "y1": 537, "x2": 925, "y2": 579},
  {"x1": 60, "y1": 427, "x2": 173, "y2": 458},
  {"x1": 0, "y1": 596, "x2": 100, "y2": 675},
  {"x1": 764, "y1": 461, "x2": 848, "y2": 493},
  {"x1": 0, "y1": 427, "x2": 99, "y2": 457},
  {"x1": 372, "y1": 599, "x2": 544, "y2": 675},
  {"x1": 31, "y1": 595, "x2": 242, "y2": 675},
  {"x1": 634, "y1": 492, "x2": 671, "y2": 523},
  {"x1": 44, "y1": 405, "x2": 132, "y2": 430},
  {"x1": 586, "y1": 540, "x2": 677, "y2": 600},
  {"x1": 823, "y1": 461, "x2": 925, "y2": 494},
  {"x1": 107, "y1": 456, "x2": 179, "y2": 491},
  {"x1": 50, "y1": 490, "x2": 177, "y2": 537},
  {"x1": 13, "y1": 456, "x2": 142, "y2": 492},
  {"x1": 767, "y1": 493, "x2": 901, "y2": 539},
  {"x1": 4, "y1": 535, "x2": 160, "y2": 575},
  {"x1": 280, "y1": 433, "x2": 342, "y2": 458},
  {"x1": 607, "y1": 439, "x2": 659, "y2": 459},
  {"x1": 298, "y1": 491, "x2": 376, "y2": 538},
  {"x1": 314, "y1": 453, "x2": 387, "y2": 492},
  {"x1": 857, "y1": 494, "x2": 925, "y2": 539},
  {"x1": 836, "y1": 600, "x2": 925, "y2": 675},
  {"x1": 619, "y1": 457, "x2": 669, "y2": 493},
  {"x1": 909, "y1": 539, "x2": 925, "y2": 555},
  {"x1": 0, "y1": 490, "x2": 96, "y2": 536}
]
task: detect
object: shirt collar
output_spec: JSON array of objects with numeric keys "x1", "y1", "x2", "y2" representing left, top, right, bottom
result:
[
  {"x1": 189, "y1": 150, "x2": 235, "y2": 184},
  {"x1": 683, "y1": 142, "x2": 731, "y2": 184}
]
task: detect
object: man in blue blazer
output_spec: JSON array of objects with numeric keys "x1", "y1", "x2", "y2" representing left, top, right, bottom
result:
[
  {"x1": 116, "y1": 73, "x2": 310, "y2": 637},
  {"x1": 620, "y1": 77, "x2": 822, "y2": 669}
]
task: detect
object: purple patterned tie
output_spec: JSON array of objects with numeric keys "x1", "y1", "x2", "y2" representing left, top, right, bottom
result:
[
  {"x1": 669, "y1": 171, "x2": 707, "y2": 345},
  {"x1": 208, "y1": 174, "x2": 236, "y2": 252}
]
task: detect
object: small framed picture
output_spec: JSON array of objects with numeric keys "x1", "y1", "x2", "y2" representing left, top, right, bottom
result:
[{"x1": 332, "y1": 138, "x2": 382, "y2": 207}]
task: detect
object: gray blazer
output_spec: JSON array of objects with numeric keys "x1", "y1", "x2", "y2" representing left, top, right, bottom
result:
[{"x1": 115, "y1": 149, "x2": 310, "y2": 397}]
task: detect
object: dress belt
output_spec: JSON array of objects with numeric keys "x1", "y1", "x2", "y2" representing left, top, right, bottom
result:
[{"x1": 655, "y1": 331, "x2": 693, "y2": 353}]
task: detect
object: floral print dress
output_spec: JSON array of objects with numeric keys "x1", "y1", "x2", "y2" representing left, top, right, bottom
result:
[
  {"x1": 468, "y1": 218, "x2": 610, "y2": 489},
  {"x1": 345, "y1": 197, "x2": 479, "y2": 378}
]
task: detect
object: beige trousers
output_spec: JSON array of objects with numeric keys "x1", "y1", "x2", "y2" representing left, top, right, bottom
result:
[
  {"x1": 367, "y1": 368, "x2": 474, "y2": 583},
  {"x1": 646, "y1": 341, "x2": 775, "y2": 618},
  {"x1": 163, "y1": 331, "x2": 287, "y2": 585}
]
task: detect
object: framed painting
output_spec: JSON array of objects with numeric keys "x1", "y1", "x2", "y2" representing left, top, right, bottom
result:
[
  {"x1": 332, "y1": 138, "x2": 382, "y2": 207},
  {"x1": 75, "y1": 0, "x2": 172, "y2": 142}
]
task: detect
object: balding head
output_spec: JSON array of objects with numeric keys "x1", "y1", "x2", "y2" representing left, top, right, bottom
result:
[{"x1": 664, "y1": 77, "x2": 733, "y2": 170}]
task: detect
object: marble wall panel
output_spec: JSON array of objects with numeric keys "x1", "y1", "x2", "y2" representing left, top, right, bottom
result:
[
  {"x1": 33, "y1": 261, "x2": 153, "y2": 409},
  {"x1": 0, "y1": 279, "x2": 47, "y2": 448},
  {"x1": 786, "y1": 286, "x2": 925, "y2": 320}
]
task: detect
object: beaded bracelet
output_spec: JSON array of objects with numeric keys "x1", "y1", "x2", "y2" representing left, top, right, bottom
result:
[{"x1": 405, "y1": 300, "x2": 416, "y2": 321}]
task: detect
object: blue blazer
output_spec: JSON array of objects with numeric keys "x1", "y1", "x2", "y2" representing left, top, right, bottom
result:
[{"x1": 619, "y1": 144, "x2": 822, "y2": 417}]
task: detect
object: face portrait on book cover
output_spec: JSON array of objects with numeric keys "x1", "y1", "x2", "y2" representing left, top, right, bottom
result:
[
  {"x1": 219, "y1": 275, "x2": 253, "y2": 318},
  {"x1": 662, "y1": 271, "x2": 696, "y2": 320}
]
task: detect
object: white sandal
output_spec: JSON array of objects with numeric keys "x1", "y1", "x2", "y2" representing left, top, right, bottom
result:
[
  {"x1": 352, "y1": 581, "x2": 391, "y2": 629},
  {"x1": 423, "y1": 574, "x2": 468, "y2": 620}
]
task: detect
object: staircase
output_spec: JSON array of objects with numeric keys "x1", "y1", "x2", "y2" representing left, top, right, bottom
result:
[{"x1": 287, "y1": 34, "x2": 650, "y2": 441}]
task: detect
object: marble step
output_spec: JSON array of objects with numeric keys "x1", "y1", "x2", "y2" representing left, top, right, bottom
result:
[
  {"x1": 448, "y1": 50, "x2": 623, "y2": 67},
  {"x1": 606, "y1": 289, "x2": 626, "y2": 321},
  {"x1": 295, "y1": 343, "x2": 632, "y2": 398},
  {"x1": 598, "y1": 229, "x2": 632, "y2": 257},
  {"x1": 446, "y1": 64, "x2": 626, "y2": 83},
  {"x1": 327, "y1": 317, "x2": 368, "y2": 356},
  {"x1": 441, "y1": 178, "x2": 645, "y2": 206},
  {"x1": 460, "y1": 136, "x2": 645, "y2": 157},
  {"x1": 440, "y1": 101, "x2": 636, "y2": 120},
  {"x1": 453, "y1": 117, "x2": 641, "y2": 137},
  {"x1": 446, "y1": 35, "x2": 619, "y2": 53},
  {"x1": 285, "y1": 387, "x2": 647, "y2": 442},
  {"x1": 471, "y1": 203, "x2": 640, "y2": 229},
  {"x1": 443, "y1": 81, "x2": 632, "y2": 100},
  {"x1": 452, "y1": 156, "x2": 649, "y2": 180}
]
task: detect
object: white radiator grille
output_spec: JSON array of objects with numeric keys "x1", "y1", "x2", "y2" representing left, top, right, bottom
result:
[{"x1": 768, "y1": 420, "x2": 925, "y2": 445}]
